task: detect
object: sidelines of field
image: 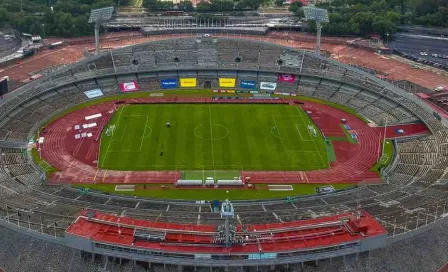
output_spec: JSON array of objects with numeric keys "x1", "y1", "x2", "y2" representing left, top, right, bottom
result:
[
  {"x1": 99, "y1": 103, "x2": 329, "y2": 171},
  {"x1": 208, "y1": 105, "x2": 216, "y2": 179}
]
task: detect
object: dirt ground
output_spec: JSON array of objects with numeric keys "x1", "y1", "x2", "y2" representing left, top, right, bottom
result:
[{"x1": 1, "y1": 31, "x2": 447, "y2": 91}]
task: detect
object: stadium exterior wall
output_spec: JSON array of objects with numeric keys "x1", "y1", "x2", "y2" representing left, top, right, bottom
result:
[
  {"x1": 0, "y1": 218, "x2": 65, "y2": 245},
  {"x1": 65, "y1": 232, "x2": 387, "y2": 267},
  {"x1": 387, "y1": 216, "x2": 448, "y2": 244}
]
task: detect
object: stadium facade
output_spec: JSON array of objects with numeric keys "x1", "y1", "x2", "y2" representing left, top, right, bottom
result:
[{"x1": 0, "y1": 37, "x2": 447, "y2": 270}]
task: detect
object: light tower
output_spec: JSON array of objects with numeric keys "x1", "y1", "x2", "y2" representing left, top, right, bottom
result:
[
  {"x1": 303, "y1": 6, "x2": 329, "y2": 57},
  {"x1": 88, "y1": 7, "x2": 114, "y2": 55}
]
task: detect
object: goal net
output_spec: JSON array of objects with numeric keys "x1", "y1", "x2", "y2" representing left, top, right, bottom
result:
[
  {"x1": 307, "y1": 125, "x2": 317, "y2": 138},
  {"x1": 105, "y1": 124, "x2": 116, "y2": 137}
]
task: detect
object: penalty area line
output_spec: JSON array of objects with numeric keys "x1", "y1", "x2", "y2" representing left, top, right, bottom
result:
[
  {"x1": 272, "y1": 115, "x2": 288, "y2": 152},
  {"x1": 101, "y1": 106, "x2": 124, "y2": 168},
  {"x1": 294, "y1": 107, "x2": 327, "y2": 167},
  {"x1": 139, "y1": 116, "x2": 149, "y2": 151}
]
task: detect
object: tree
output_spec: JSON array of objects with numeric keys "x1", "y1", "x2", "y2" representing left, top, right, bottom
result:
[
  {"x1": 374, "y1": 16, "x2": 397, "y2": 37},
  {"x1": 275, "y1": 0, "x2": 284, "y2": 7},
  {"x1": 143, "y1": 0, "x2": 157, "y2": 9},
  {"x1": 236, "y1": 0, "x2": 265, "y2": 10},
  {"x1": 0, "y1": 8, "x2": 9, "y2": 22},
  {"x1": 178, "y1": 1, "x2": 194, "y2": 11},
  {"x1": 210, "y1": 0, "x2": 234, "y2": 11},
  {"x1": 349, "y1": 11, "x2": 376, "y2": 36},
  {"x1": 289, "y1": 1, "x2": 303, "y2": 17},
  {"x1": 196, "y1": 1, "x2": 211, "y2": 11},
  {"x1": 155, "y1": 1, "x2": 173, "y2": 10}
]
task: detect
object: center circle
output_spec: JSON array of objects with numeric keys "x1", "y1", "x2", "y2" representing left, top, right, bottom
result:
[{"x1": 194, "y1": 124, "x2": 229, "y2": 140}]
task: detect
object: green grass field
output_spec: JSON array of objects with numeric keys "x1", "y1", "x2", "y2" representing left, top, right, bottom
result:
[
  {"x1": 99, "y1": 104, "x2": 329, "y2": 171},
  {"x1": 75, "y1": 183, "x2": 354, "y2": 200}
]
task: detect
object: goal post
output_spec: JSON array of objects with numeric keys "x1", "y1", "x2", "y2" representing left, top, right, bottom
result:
[
  {"x1": 105, "y1": 124, "x2": 116, "y2": 137},
  {"x1": 307, "y1": 125, "x2": 317, "y2": 138}
]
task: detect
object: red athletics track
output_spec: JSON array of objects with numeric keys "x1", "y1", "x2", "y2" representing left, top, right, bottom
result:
[
  {"x1": 375, "y1": 123, "x2": 430, "y2": 139},
  {"x1": 41, "y1": 97, "x2": 382, "y2": 185}
]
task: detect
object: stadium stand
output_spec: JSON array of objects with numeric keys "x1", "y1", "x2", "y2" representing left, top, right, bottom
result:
[{"x1": 0, "y1": 37, "x2": 447, "y2": 270}]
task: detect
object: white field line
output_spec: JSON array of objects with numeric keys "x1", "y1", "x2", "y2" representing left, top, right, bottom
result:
[
  {"x1": 272, "y1": 115, "x2": 287, "y2": 152},
  {"x1": 101, "y1": 106, "x2": 124, "y2": 167},
  {"x1": 139, "y1": 116, "x2": 149, "y2": 151},
  {"x1": 208, "y1": 105, "x2": 216, "y2": 179},
  {"x1": 131, "y1": 163, "x2": 326, "y2": 168},
  {"x1": 115, "y1": 124, "x2": 127, "y2": 142},
  {"x1": 295, "y1": 123, "x2": 305, "y2": 140},
  {"x1": 295, "y1": 124, "x2": 315, "y2": 142},
  {"x1": 294, "y1": 106, "x2": 327, "y2": 167}
]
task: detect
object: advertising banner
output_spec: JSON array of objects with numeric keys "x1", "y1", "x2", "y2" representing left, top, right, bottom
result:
[
  {"x1": 84, "y1": 89, "x2": 104, "y2": 99},
  {"x1": 161, "y1": 78, "x2": 178, "y2": 89},
  {"x1": 278, "y1": 74, "x2": 296, "y2": 83},
  {"x1": 219, "y1": 78, "x2": 236, "y2": 88},
  {"x1": 250, "y1": 90, "x2": 259, "y2": 94},
  {"x1": 119, "y1": 81, "x2": 139, "y2": 92},
  {"x1": 240, "y1": 80, "x2": 256, "y2": 89},
  {"x1": 226, "y1": 90, "x2": 236, "y2": 93},
  {"x1": 180, "y1": 78, "x2": 197, "y2": 88},
  {"x1": 260, "y1": 82, "x2": 277, "y2": 91}
]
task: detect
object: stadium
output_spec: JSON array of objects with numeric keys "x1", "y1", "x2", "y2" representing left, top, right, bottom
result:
[{"x1": 0, "y1": 34, "x2": 448, "y2": 272}]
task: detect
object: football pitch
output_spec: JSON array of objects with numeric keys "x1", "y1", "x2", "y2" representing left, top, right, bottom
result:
[{"x1": 99, "y1": 104, "x2": 329, "y2": 171}]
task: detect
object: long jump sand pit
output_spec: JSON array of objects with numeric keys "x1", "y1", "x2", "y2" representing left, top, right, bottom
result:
[{"x1": 268, "y1": 185, "x2": 293, "y2": 191}]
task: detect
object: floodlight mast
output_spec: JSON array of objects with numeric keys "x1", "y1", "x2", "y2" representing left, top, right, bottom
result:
[
  {"x1": 89, "y1": 7, "x2": 114, "y2": 55},
  {"x1": 303, "y1": 7, "x2": 329, "y2": 57}
]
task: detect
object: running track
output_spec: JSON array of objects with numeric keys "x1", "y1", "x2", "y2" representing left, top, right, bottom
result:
[{"x1": 41, "y1": 98, "x2": 382, "y2": 185}]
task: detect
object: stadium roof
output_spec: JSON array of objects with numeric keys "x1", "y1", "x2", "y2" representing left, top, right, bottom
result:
[{"x1": 67, "y1": 209, "x2": 386, "y2": 254}]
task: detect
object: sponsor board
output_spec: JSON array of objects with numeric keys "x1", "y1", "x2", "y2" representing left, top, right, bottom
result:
[
  {"x1": 281, "y1": 92, "x2": 291, "y2": 96},
  {"x1": 119, "y1": 81, "x2": 139, "y2": 92},
  {"x1": 274, "y1": 92, "x2": 282, "y2": 95},
  {"x1": 249, "y1": 90, "x2": 259, "y2": 94},
  {"x1": 180, "y1": 78, "x2": 197, "y2": 88},
  {"x1": 260, "y1": 81, "x2": 277, "y2": 91},
  {"x1": 84, "y1": 89, "x2": 104, "y2": 98},
  {"x1": 278, "y1": 73, "x2": 296, "y2": 83},
  {"x1": 219, "y1": 78, "x2": 236, "y2": 88},
  {"x1": 161, "y1": 78, "x2": 178, "y2": 89},
  {"x1": 240, "y1": 80, "x2": 256, "y2": 89},
  {"x1": 226, "y1": 90, "x2": 235, "y2": 93}
]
